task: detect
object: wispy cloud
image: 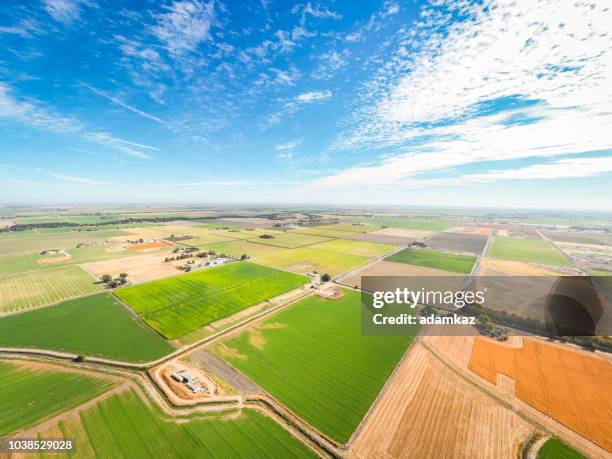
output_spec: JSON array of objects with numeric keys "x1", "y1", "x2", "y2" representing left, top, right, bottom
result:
[
  {"x1": 48, "y1": 171, "x2": 110, "y2": 186},
  {"x1": 151, "y1": 0, "x2": 217, "y2": 57},
  {"x1": 312, "y1": 50, "x2": 348, "y2": 80},
  {"x1": 84, "y1": 132, "x2": 157, "y2": 159},
  {"x1": 82, "y1": 83, "x2": 165, "y2": 124},
  {"x1": 345, "y1": 0, "x2": 399, "y2": 42},
  {"x1": 0, "y1": 82, "x2": 154, "y2": 160},
  {"x1": 0, "y1": 19, "x2": 44, "y2": 38},
  {"x1": 274, "y1": 139, "x2": 302, "y2": 151},
  {"x1": 43, "y1": 0, "x2": 95, "y2": 24},
  {"x1": 295, "y1": 90, "x2": 331, "y2": 104},
  {"x1": 320, "y1": 0, "x2": 612, "y2": 191}
]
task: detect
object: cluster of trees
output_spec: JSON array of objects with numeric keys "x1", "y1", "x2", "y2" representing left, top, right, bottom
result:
[
  {"x1": 259, "y1": 234, "x2": 275, "y2": 239},
  {"x1": 456, "y1": 301, "x2": 611, "y2": 352},
  {"x1": 101, "y1": 272, "x2": 128, "y2": 288}
]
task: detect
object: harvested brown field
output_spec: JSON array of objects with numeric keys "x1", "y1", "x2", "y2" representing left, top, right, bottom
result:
[
  {"x1": 339, "y1": 260, "x2": 460, "y2": 289},
  {"x1": 82, "y1": 252, "x2": 178, "y2": 284},
  {"x1": 479, "y1": 257, "x2": 565, "y2": 276},
  {"x1": 469, "y1": 337, "x2": 612, "y2": 453},
  {"x1": 425, "y1": 232, "x2": 488, "y2": 254},
  {"x1": 350, "y1": 344, "x2": 533, "y2": 458},
  {"x1": 370, "y1": 227, "x2": 433, "y2": 239},
  {"x1": 127, "y1": 241, "x2": 173, "y2": 250},
  {"x1": 38, "y1": 255, "x2": 72, "y2": 264}
]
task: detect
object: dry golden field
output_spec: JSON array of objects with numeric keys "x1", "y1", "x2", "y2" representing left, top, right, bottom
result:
[
  {"x1": 350, "y1": 344, "x2": 533, "y2": 458},
  {"x1": 469, "y1": 337, "x2": 612, "y2": 453},
  {"x1": 82, "y1": 252, "x2": 178, "y2": 284}
]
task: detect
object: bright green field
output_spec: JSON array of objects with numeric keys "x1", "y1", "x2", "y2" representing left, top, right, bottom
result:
[
  {"x1": 537, "y1": 438, "x2": 585, "y2": 459},
  {"x1": 0, "y1": 362, "x2": 114, "y2": 436},
  {"x1": 249, "y1": 232, "x2": 331, "y2": 248},
  {"x1": 44, "y1": 389, "x2": 315, "y2": 458},
  {"x1": 0, "y1": 293, "x2": 173, "y2": 362},
  {"x1": 0, "y1": 265, "x2": 103, "y2": 313},
  {"x1": 386, "y1": 248, "x2": 476, "y2": 274},
  {"x1": 203, "y1": 240, "x2": 288, "y2": 258},
  {"x1": 215, "y1": 290, "x2": 416, "y2": 443},
  {"x1": 488, "y1": 236, "x2": 570, "y2": 266},
  {"x1": 310, "y1": 239, "x2": 395, "y2": 258},
  {"x1": 115, "y1": 262, "x2": 308, "y2": 339},
  {"x1": 256, "y1": 247, "x2": 369, "y2": 276}
]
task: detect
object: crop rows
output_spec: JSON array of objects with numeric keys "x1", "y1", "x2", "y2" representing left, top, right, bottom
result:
[
  {"x1": 216, "y1": 290, "x2": 415, "y2": 442},
  {"x1": 116, "y1": 262, "x2": 307, "y2": 339},
  {"x1": 0, "y1": 265, "x2": 103, "y2": 313}
]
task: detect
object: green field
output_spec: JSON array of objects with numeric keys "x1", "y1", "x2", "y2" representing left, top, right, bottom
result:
[
  {"x1": 386, "y1": 248, "x2": 476, "y2": 274},
  {"x1": 537, "y1": 438, "x2": 585, "y2": 459},
  {"x1": 0, "y1": 228, "x2": 128, "y2": 256},
  {"x1": 0, "y1": 293, "x2": 173, "y2": 362},
  {"x1": 202, "y1": 240, "x2": 288, "y2": 258},
  {"x1": 488, "y1": 236, "x2": 570, "y2": 266},
  {"x1": 290, "y1": 227, "x2": 358, "y2": 238},
  {"x1": 15, "y1": 215, "x2": 120, "y2": 225},
  {"x1": 179, "y1": 233, "x2": 235, "y2": 247},
  {"x1": 0, "y1": 362, "x2": 114, "y2": 436},
  {"x1": 42, "y1": 389, "x2": 315, "y2": 458},
  {"x1": 215, "y1": 290, "x2": 416, "y2": 443},
  {"x1": 0, "y1": 265, "x2": 103, "y2": 313},
  {"x1": 248, "y1": 232, "x2": 331, "y2": 248},
  {"x1": 353, "y1": 217, "x2": 453, "y2": 231},
  {"x1": 0, "y1": 245, "x2": 150, "y2": 276},
  {"x1": 115, "y1": 262, "x2": 308, "y2": 339},
  {"x1": 212, "y1": 228, "x2": 281, "y2": 239},
  {"x1": 256, "y1": 247, "x2": 369, "y2": 276},
  {"x1": 310, "y1": 239, "x2": 395, "y2": 258}
]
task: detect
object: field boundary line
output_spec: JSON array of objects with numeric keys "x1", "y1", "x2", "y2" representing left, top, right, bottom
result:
[{"x1": 344, "y1": 333, "x2": 423, "y2": 450}]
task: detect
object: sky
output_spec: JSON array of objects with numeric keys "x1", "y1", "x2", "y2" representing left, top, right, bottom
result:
[{"x1": 0, "y1": 0, "x2": 611, "y2": 210}]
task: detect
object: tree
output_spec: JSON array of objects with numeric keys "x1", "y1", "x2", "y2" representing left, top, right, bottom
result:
[
  {"x1": 101, "y1": 274, "x2": 112, "y2": 284},
  {"x1": 240, "y1": 254, "x2": 248, "y2": 260},
  {"x1": 119, "y1": 272, "x2": 128, "y2": 279},
  {"x1": 321, "y1": 273, "x2": 331, "y2": 282}
]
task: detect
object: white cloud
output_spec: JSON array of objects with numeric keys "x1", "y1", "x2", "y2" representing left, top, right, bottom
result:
[
  {"x1": 84, "y1": 132, "x2": 157, "y2": 159},
  {"x1": 151, "y1": 0, "x2": 217, "y2": 56},
  {"x1": 274, "y1": 139, "x2": 302, "y2": 151},
  {"x1": 312, "y1": 50, "x2": 348, "y2": 80},
  {"x1": 0, "y1": 82, "x2": 158, "y2": 161},
  {"x1": 459, "y1": 157, "x2": 612, "y2": 183},
  {"x1": 48, "y1": 172, "x2": 110, "y2": 186},
  {"x1": 295, "y1": 90, "x2": 331, "y2": 103},
  {"x1": 82, "y1": 84, "x2": 165, "y2": 124},
  {"x1": 344, "y1": 0, "x2": 399, "y2": 43},
  {"x1": 321, "y1": 0, "x2": 612, "y2": 190},
  {"x1": 43, "y1": 0, "x2": 94, "y2": 24},
  {"x1": 0, "y1": 82, "x2": 83, "y2": 133},
  {"x1": 300, "y1": 3, "x2": 341, "y2": 21},
  {"x1": 276, "y1": 151, "x2": 293, "y2": 162},
  {"x1": 0, "y1": 19, "x2": 43, "y2": 38}
]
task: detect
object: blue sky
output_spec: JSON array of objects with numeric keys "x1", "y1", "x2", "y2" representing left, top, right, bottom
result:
[{"x1": 0, "y1": 0, "x2": 611, "y2": 209}]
